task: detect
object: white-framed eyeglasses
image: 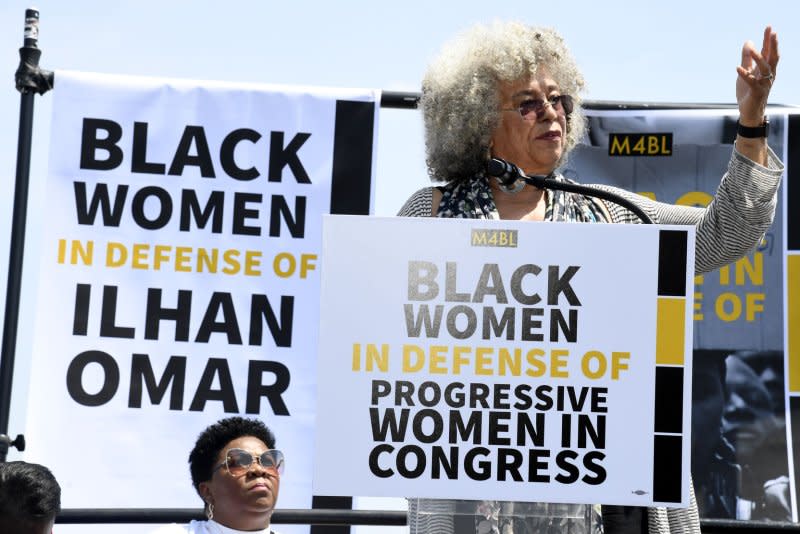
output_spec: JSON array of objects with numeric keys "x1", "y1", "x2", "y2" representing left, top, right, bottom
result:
[{"x1": 213, "y1": 448, "x2": 285, "y2": 477}]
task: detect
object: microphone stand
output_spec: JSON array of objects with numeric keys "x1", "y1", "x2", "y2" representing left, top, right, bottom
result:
[{"x1": 486, "y1": 158, "x2": 654, "y2": 224}]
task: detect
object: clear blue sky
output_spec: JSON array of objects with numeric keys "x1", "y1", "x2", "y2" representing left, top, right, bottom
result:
[
  {"x1": 0, "y1": 1, "x2": 797, "y2": 532},
  {"x1": 2, "y1": 1, "x2": 798, "y2": 217}
]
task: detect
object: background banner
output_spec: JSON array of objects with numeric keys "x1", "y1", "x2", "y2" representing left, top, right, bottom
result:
[
  {"x1": 566, "y1": 111, "x2": 784, "y2": 351},
  {"x1": 21, "y1": 71, "x2": 378, "y2": 527},
  {"x1": 314, "y1": 216, "x2": 696, "y2": 507},
  {"x1": 565, "y1": 110, "x2": 795, "y2": 521}
]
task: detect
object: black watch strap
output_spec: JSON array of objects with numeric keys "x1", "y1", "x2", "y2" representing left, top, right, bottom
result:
[{"x1": 737, "y1": 118, "x2": 769, "y2": 138}]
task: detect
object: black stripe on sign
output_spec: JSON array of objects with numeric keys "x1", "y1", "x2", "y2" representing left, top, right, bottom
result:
[
  {"x1": 311, "y1": 495, "x2": 352, "y2": 534},
  {"x1": 657, "y1": 230, "x2": 688, "y2": 297},
  {"x1": 791, "y1": 397, "x2": 800, "y2": 516},
  {"x1": 788, "y1": 115, "x2": 800, "y2": 251},
  {"x1": 330, "y1": 100, "x2": 375, "y2": 215},
  {"x1": 654, "y1": 366, "x2": 683, "y2": 433},
  {"x1": 653, "y1": 434, "x2": 682, "y2": 503}
]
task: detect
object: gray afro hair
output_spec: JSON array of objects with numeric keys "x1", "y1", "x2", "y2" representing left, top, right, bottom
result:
[{"x1": 421, "y1": 21, "x2": 587, "y2": 182}]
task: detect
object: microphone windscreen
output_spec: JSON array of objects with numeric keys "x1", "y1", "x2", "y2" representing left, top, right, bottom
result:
[{"x1": 485, "y1": 158, "x2": 508, "y2": 178}]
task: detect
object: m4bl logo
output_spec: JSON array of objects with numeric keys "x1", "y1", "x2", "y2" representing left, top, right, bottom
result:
[{"x1": 608, "y1": 133, "x2": 672, "y2": 156}]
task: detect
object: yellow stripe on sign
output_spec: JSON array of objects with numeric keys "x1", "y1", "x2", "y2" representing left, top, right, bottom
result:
[
  {"x1": 656, "y1": 297, "x2": 686, "y2": 366},
  {"x1": 789, "y1": 255, "x2": 800, "y2": 393}
]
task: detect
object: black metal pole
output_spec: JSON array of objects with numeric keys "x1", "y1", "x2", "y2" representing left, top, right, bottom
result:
[
  {"x1": 56, "y1": 508, "x2": 409, "y2": 526},
  {"x1": 0, "y1": 8, "x2": 53, "y2": 459},
  {"x1": 49, "y1": 508, "x2": 800, "y2": 532}
]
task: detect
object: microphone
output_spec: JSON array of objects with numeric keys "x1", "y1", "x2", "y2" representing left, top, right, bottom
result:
[
  {"x1": 486, "y1": 158, "x2": 524, "y2": 188},
  {"x1": 486, "y1": 158, "x2": 549, "y2": 190},
  {"x1": 484, "y1": 157, "x2": 653, "y2": 224}
]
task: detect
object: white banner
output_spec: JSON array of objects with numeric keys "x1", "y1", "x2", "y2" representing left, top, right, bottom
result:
[
  {"x1": 23, "y1": 71, "x2": 378, "y2": 522},
  {"x1": 315, "y1": 216, "x2": 695, "y2": 507}
]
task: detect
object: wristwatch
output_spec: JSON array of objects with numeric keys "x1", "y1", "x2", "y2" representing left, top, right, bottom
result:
[{"x1": 737, "y1": 118, "x2": 769, "y2": 138}]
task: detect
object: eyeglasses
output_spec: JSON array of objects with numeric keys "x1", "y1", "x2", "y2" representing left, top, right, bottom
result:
[
  {"x1": 501, "y1": 94, "x2": 574, "y2": 121},
  {"x1": 213, "y1": 448, "x2": 285, "y2": 477}
]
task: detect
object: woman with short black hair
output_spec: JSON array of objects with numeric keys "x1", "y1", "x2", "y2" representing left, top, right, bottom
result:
[{"x1": 153, "y1": 416, "x2": 284, "y2": 534}]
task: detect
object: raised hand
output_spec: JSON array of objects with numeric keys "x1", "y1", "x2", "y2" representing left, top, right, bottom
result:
[{"x1": 736, "y1": 26, "x2": 779, "y2": 126}]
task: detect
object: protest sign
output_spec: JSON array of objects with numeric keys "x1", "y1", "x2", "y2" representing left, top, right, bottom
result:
[
  {"x1": 22, "y1": 71, "x2": 378, "y2": 520},
  {"x1": 315, "y1": 215, "x2": 695, "y2": 507}
]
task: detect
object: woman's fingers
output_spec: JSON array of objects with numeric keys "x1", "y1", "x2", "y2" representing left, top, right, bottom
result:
[
  {"x1": 756, "y1": 27, "x2": 779, "y2": 76},
  {"x1": 764, "y1": 27, "x2": 780, "y2": 73},
  {"x1": 738, "y1": 30, "x2": 777, "y2": 84},
  {"x1": 741, "y1": 40, "x2": 755, "y2": 70}
]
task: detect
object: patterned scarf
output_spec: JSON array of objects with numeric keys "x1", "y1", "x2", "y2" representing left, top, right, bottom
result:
[{"x1": 436, "y1": 172, "x2": 609, "y2": 223}]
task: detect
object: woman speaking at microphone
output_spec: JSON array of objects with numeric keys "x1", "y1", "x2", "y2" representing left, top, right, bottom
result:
[{"x1": 398, "y1": 21, "x2": 783, "y2": 534}]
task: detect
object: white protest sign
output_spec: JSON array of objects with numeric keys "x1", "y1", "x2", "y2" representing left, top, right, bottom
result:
[
  {"x1": 22, "y1": 70, "x2": 378, "y2": 520},
  {"x1": 315, "y1": 215, "x2": 695, "y2": 507}
]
